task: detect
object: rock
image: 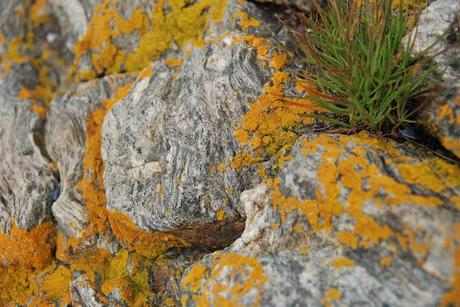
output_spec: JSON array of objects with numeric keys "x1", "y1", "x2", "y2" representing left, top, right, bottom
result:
[
  {"x1": 0, "y1": 0, "x2": 63, "y2": 232},
  {"x1": 181, "y1": 132, "x2": 460, "y2": 306},
  {"x1": 101, "y1": 0, "x2": 290, "y2": 249},
  {"x1": 70, "y1": 276, "x2": 104, "y2": 307},
  {"x1": 45, "y1": 75, "x2": 134, "y2": 237},
  {"x1": 0, "y1": 88, "x2": 57, "y2": 229},
  {"x1": 406, "y1": 0, "x2": 460, "y2": 157}
]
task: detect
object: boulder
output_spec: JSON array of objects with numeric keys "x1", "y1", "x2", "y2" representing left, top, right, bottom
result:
[
  {"x1": 407, "y1": 0, "x2": 460, "y2": 158},
  {"x1": 181, "y1": 132, "x2": 460, "y2": 306}
]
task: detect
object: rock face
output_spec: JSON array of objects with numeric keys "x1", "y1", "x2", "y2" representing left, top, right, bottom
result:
[
  {"x1": 0, "y1": 0, "x2": 66, "y2": 233},
  {"x1": 408, "y1": 0, "x2": 460, "y2": 158},
  {"x1": 45, "y1": 75, "x2": 134, "y2": 237},
  {"x1": 181, "y1": 133, "x2": 460, "y2": 306},
  {"x1": 0, "y1": 87, "x2": 58, "y2": 232},
  {"x1": 102, "y1": 39, "x2": 266, "y2": 242},
  {"x1": 1, "y1": 0, "x2": 460, "y2": 305}
]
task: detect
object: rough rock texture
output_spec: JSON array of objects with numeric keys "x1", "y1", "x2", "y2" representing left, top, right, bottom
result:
[
  {"x1": 408, "y1": 0, "x2": 460, "y2": 158},
  {"x1": 0, "y1": 0, "x2": 65, "y2": 232},
  {"x1": 0, "y1": 83, "x2": 58, "y2": 232},
  {"x1": 101, "y1": 0, "x2": 289, "y2": 248},
  {"x1": 181, "y1": 132, "x2": 460, "y2": 306},
  {"x1": 2, "y1": 0, "x2": 460, "y2": 305},
  {"x1": 45, "y1": 75, "x2": 134, "y2": 237}
]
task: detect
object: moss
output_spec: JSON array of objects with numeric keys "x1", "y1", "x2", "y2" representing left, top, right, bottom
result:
[{"x1": 74, "y1": 0, "x2": 227, "y2": 81}]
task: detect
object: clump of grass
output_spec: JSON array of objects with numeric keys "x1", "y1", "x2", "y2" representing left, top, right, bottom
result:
[{"x1": 295, "y1": 0, "x2": 437, "y2": 131}]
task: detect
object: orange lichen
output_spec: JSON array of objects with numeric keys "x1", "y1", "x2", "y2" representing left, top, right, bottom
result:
[
  {"x1": 441, "y1": 137, "x2": 460, "y2": 159},
  {"x1": 181, "y1": 263, "x2": 208, "y2": 293},
  {"x1": 74, "y1": 82, "x2": 134, "y2": 247},
  {"x1": 108, "y1": 210, "x2": 188, "y2": 259},
  {"x1": 232, "y1": 36, "x2": 323, "y2": 176},
  {"x1": 330, "y1": 257, "x2": 354, "y2": 269},
  {"x1": 74, "y1": 0, "x2": 227, "y2": 80},
  {"x1": 322, "y1": 288, "x2": 342, "y2": 307},
  {"x1": 182, "y1": 252, "x2": 268, "y2": 306},
  {"x1": 235, "y1": 11, "x2": 260, "y2": 30},
  {"x1": 380, "y1": 257, "x2": 393, "y2": 267},
  {"x1": 0, "y1": 222, "x2": 56, "y2": 270},
  {"x1": 1, "y1": 1, "x2": 66, "y2": 118},
  {"x1": 165, "y1": 57, "x2": 184, "y2": 68}
]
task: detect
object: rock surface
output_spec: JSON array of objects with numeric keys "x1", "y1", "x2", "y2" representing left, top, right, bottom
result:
[
  {"x1": 408, "y1": 0, "x2": 460, "y2": 158},
  {"x1": 0, "y1": 0, "x2": 459, "y2": 305},
  {"x1": 181, "y1": 132, "x2": 460, "y2": 306},
  {"x1": 45, "y1": 75, "x2": 134, "y2": 237}
]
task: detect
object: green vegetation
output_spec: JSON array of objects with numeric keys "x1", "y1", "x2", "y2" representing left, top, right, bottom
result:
[{"x1": 296, "y1": 0, "x2": 437, "y2": 131}]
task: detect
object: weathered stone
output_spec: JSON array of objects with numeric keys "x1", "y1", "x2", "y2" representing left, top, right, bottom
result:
[
  {"x1": 407, "y1": 0, "x2": 460, "y2": 157},
  {"x1": 45, "y1": 75, "x2": 134, "y2": 237},
  {"x1": 0, "y1": 92, "x2": 58, "y2": 233},
  {"x1": 70, "y1": 276, "x2": 104, "y2": 307},
  {"x1": 0, "y1": 0, "x2": 64, "y2": 233},
  {"x1": 101, "y1": 1, "x2": 289, "y2": 249},
  {"x1": 181, "y1": 132, "x2": 460, "y2": 306}
]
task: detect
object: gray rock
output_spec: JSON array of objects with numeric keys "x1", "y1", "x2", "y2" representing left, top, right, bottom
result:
[
  {"x1": 181, "y1": 133, "x2": 460, "y2": 306},
  {"x1": 71, "y1": 275, "x2": 105, "y2": 307},
  {"x1": 101, "y1": 1, "x2": 289, "y2": 249},
  {"x1": 0, "y1": 86, "x2": 58, "y2": 232},
  {"x1": 406, "y1": 0, "x2": 460, "y2": 157},
  {"x1": 46, "y1": 75, "x2": 134, "y2": 237},
  {"x1": 102, "y1": 38, "x2": 266, "y2": 248}
]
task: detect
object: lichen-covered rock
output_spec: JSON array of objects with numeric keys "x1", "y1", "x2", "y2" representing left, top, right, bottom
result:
[
  {"x1": 407, "y1": 0, "x2": 460, "y2": 157},
  {"x1": 181, "y1": 132, "x2": 460, "y2": 306},
  {"x1": 45, "y1": 75, "x2": 134, "y2": 237},
  {"x1": 0, "y1": 2, "x2": 61, "y2": 232},
  {"x1": 101, "y1": 1, "x2": 291, "y2": 249}
]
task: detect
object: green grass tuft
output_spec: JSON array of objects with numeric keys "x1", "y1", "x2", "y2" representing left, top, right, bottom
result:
[{"x1": 296, "y1": 0, "x2": 438, "y2": 131}]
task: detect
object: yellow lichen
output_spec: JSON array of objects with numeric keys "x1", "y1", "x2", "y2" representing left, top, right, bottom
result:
[
  {"x1": 73, "y1": 0, "x2": 227, "y2": 80},
  {"x1": 40, "y1": 265, "x2": 72, "y2": 304},
  {"x1": 108, "y1": 210, "x2": 188, "y2": 259},
  {"x1": 181, "y1": 263, "x2": 208, "y2": 293},
  {"x1": 330, "y1": 257, "x2": 354, "y2": 269},
  {"x1": 232, "y1": 36, "x2": 323, "y2": 177},
  {"x1": 235, "y1": 11, "x2": 260, "y2": 30},
  {"x1": 0, "y1": 222, "x2": 55, "y2": 270},
  {"x1": 182, "y1": 252, "x2": 268, "y2": 306},
  {"x1": 322, "y1": 288, "x2": 342, "y2": 307},
  {"x1": 270, "y1": 133, "x2": 459, "y2": 254}
]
